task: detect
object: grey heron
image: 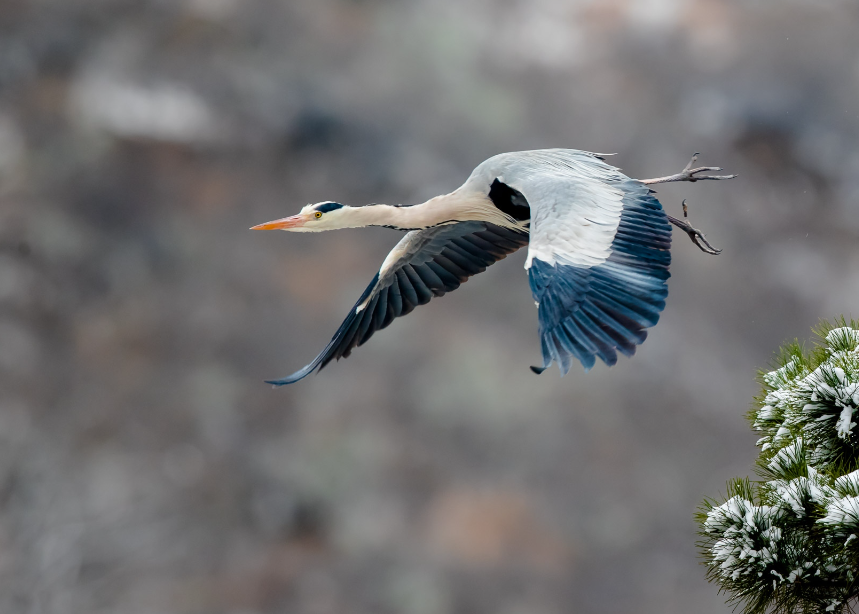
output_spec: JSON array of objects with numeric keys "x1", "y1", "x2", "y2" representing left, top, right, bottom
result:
[{"x1": 252, "y1": 150, "x2": 734, "y2": 385}]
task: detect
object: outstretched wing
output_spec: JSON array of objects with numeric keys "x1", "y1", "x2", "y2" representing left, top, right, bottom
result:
[
  {"x1": 268, "y1": 222, "x2": 528, "y2": 386},
  {"x1": 469, "y1": 149, "x2": 672, "y2": 374}
]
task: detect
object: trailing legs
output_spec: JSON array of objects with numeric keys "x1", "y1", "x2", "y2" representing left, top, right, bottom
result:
[{"x1": 639, "y1": 153, "x2": 733, "y2": 254}]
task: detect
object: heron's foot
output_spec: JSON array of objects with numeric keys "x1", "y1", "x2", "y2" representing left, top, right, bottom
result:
[
  {"x1": 641, "y1": 153, "x2": 737, "y2": 185},
  {"x1": 667, "y1": 199, "x2": 722, "y2": 255}
]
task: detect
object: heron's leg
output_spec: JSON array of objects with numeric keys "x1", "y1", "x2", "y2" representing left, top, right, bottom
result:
[
  {"x1": 640, "y1": 153, "x2": 736, "y2": 185},
  {"x1": 667, "y1": 199, "x2": 722, "y2": 255}
]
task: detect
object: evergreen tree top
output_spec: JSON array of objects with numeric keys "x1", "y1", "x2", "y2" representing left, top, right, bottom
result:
[{"x1": 698, "y1": 318, "x2": 859, "y2": 614}]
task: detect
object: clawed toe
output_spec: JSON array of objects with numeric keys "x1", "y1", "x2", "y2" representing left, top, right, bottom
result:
[
  {"x1": 667, "y1": 199, "x2": 722, "y2": 255},
  {"x1": 681, "y1": 153, "x2": 738, "y2": 183},
  {"x1": 641, "y1": 152, "x2": 737, "y2": 185}
]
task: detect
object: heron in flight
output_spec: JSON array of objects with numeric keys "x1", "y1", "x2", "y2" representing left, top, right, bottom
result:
[{"x1": 252, "y1": 150, "x2": 734, "y2": 385}]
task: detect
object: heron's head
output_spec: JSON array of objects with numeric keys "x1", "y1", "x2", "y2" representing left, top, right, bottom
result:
[{"x1": 251, "y1": 201, "x2": 351, "y2": 233}]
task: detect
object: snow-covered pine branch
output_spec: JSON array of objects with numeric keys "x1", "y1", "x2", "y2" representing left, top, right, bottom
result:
[{"x1": 697, "y1": 319, "x2": 859, "y2": 614}]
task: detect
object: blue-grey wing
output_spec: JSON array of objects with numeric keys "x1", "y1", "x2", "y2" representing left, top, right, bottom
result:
[
  {"x1": 267, "y1": 222, "x2": 528, "y2": 386},
  {"x1": 470, "y1": 149, "x2": 672, "y2": 374}
]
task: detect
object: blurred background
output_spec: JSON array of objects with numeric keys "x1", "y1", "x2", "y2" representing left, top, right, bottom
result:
[{"x1": 1, "y1": 0, "x2": 858, "y2": 612}]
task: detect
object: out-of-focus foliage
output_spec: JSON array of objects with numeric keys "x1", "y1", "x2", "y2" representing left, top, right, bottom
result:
[
  {"x1": 1, "y1": 1, "x2": 859, "y2": 613},
  {"x1": 698, "y1": 319, "x2": 859, "y2": 614}
]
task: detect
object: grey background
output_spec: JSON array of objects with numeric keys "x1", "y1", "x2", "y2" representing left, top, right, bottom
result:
[{"x1": 1, "y1": 0, "x2": 858, "y2": 613}]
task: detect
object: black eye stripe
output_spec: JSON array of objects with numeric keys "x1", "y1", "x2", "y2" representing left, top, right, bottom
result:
[{"x1": 316, "y1": 202, "x2": 344, "y2": 214}]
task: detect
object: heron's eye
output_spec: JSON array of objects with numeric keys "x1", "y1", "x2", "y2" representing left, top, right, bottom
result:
[{"x1": 314, "y1": 212, "x2": 322, "y2": 219}]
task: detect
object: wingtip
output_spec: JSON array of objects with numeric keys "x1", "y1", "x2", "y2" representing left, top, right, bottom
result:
[
  {"x1": 263, "y1": 363, "x2": 319, "y2": 387},
  {"x1": 530, "y1": 365, "x2": 548, "y2": 374}
]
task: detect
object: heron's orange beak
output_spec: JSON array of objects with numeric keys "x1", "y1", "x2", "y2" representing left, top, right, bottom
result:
[{"x1": 250, "y1": 214, "x2": 305, "y2": 230}]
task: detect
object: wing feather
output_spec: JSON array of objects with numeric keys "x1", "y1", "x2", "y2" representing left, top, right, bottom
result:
[
  {"x1": 412, "y1": 264, "x2": 446, "y2": 294},
  {"x1": 266, "y1": 221, "x2": 528, "y2": 386},
  {"x1": 463, "y1": 149, "x2": 672, "y2": 374}
]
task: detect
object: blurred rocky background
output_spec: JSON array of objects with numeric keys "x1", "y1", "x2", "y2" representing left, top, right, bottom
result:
[{"x1": 1, "y1": 0, "x2": 858, "y2": 613}]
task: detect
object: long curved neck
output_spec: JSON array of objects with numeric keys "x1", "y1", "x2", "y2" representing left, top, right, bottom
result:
[
  {"x1": 347, "y1": 198, "x2": 455, "y2": 230},
  {"x1": 344, "y1": 191, "x2": 501, "y2": 230},
  {"x1": 343, "y1": 204, "x2": 416, "y2": 229}
]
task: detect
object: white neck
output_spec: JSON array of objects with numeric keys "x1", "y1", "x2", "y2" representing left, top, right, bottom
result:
[
  {"x1": 342, "y1": 191, "x2": 511, "y2": 231},
  {"x1": 345, "y1": 204, "x2": 428, "y2": 229}
]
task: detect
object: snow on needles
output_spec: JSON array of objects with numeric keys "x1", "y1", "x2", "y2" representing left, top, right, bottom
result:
[
  {"x1": 699, "y1": 322, "x2": 859, "y2": 614},
  {"x1": 753, "y1": 325, "x2": 859, "y2": 467}
]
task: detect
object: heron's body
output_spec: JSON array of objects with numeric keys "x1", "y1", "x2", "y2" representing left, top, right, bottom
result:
[{"x1": 252, "y1": 149, "x2": 732, "y2": 385}]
